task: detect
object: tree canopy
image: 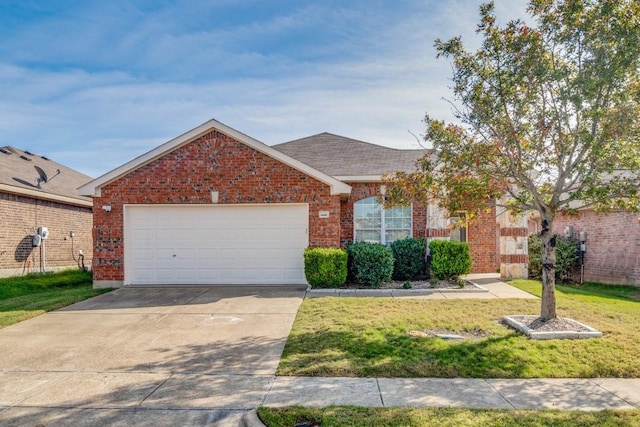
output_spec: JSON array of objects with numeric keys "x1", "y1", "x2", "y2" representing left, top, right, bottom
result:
[{"x1": 385, "y1": 0, "x2": 640, "y2": 320}]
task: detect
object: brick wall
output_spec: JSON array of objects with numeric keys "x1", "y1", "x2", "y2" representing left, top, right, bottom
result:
[
  {"x1": 552, "y1": 210, "x2": 640, "y2": 286},
  {"x1": 0, "y1": 192, "x2": 93, "y2": 277},
  {"x1": 469, "y1": 204, "x2": 499, "y2": 273},
  {"x1": 339, "y1": 182, "x2": 427, "y2": 247},
  {"x1": 93, "y1": 130, "x2": 340, "y2": 282},
  {"x1": 426, "y1": 202, "x2": 499, "y2": 274}
]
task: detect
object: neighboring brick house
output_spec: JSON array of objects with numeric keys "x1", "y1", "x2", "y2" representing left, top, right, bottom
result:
[
  {"x1": 79, "y1": 119, "x2": 524, "y2": 288},
  {"x1": 530, "y1": 210, "x2": 640, "y2": 286},
  {"x1": 0, "y1": 147, "x2": 93, "y2": 277}
]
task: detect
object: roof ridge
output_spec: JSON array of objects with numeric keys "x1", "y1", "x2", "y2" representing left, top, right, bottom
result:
[{"x1": 275, "y1": 133, "x2": 428, "y2": 152}]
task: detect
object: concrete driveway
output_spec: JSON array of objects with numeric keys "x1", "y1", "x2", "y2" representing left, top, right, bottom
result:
[{"x1": 0, "y1": 286, "x2": 305, "y2": 426}]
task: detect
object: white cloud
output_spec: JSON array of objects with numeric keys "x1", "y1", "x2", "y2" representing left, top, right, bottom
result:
[{"x1": 0, "y1": 0, "x2": 529, "y2": 177}]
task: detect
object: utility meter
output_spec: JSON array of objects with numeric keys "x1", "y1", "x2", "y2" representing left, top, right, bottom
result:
[{"x1": 37, "y1": 227, "x2": 49, "y2": 239}]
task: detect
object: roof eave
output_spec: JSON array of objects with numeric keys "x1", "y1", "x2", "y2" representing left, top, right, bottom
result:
[{"x1": 0, "y1": 183, "x2": 93, "y2": 208}]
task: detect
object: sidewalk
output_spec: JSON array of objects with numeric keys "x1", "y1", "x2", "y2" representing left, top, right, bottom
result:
[
  {"x1": 261, "y1": 376, "x2": 640, "y2": 411},
  {"x1": 305, "y1": 273, "x2": 538, "y2": 299}
]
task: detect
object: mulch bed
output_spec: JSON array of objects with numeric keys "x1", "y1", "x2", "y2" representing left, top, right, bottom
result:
[
  {"x1": 504, "y1": 315, "x2": 594, "y2": 333},
  {"x1": 339, "y1": 279, "x2": 468, "y2": 290}
]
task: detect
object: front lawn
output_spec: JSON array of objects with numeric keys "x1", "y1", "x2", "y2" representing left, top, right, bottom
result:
[
  {"x1": 0, "y1": 269, "x2": 111, "y2": 327},
  {"x1": 258, "y1": 407, "x2": 640, "y2": 427},
  {"x1": 277, "y1": 280, "x2": 640, "y2": 378}
]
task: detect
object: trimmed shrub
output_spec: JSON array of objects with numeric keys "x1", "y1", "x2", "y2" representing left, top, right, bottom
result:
[
  {"x1": 528, "y1": 234, "x2": 542, "y2": 280},
  {"x1": 304, "y1": 247, "x2": 348, "y2": 288},
  {"x1": 390, "y1": 238, "x2": 427, "y2": 280},
  {"x1": 528, "y1": 234, "x2": 579, "y2": 282},
  {"x1": 347, "y1": 242, "x2": 394, "y2": 288},
  {"x1": 429, "y1": 240, "x2": 472, "y2": 280}
]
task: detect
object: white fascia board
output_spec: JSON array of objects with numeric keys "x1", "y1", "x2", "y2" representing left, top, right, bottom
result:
[
  {"x1": 79, "y1": 119, "x2": 352, "y2": 197},
  {"x1": 0, "y1": 183, "x2": 93, "y2": 208},
  {"x1": 334, "y1": 175, "x2": 383, "y2": 182}
]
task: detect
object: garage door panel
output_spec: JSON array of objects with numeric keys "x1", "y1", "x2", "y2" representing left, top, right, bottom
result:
[
  {"x1": 155, "y1": 269, "x2": 177, "y2": 281},
  {"x1": 176, "y1": 269, "x2": 197, "y2": 281},
  {"x1": 125, "y1": 205, "x2": 308, "y2": 285}
]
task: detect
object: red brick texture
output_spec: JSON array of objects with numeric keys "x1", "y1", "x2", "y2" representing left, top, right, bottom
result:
[
  {"x1": 501, "y1": 254, "x2": 528, "y2": 264},
  {"x1": 0, "y1": 192, "x2": 92, "y2": 276},
  {"x1": 468, "y1": 205, "x2": 499, "y2": 273},
  {"x1": 426, "y1": 229, "x2": 450, "y2": 238},
  {"x1": 552, "y1": 210, "x2": 640, "y2": 285},
  {"x1": 92, "y1": 130, "x2": 341, "y2": 282},
  {"x1": 500, "y1": 227, "x2": 528, "y2": 236}
]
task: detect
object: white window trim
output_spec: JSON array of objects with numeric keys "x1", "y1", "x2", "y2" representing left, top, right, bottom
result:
[{"x1": 353, "y1": 197, "x2": 413, "y2": 245}]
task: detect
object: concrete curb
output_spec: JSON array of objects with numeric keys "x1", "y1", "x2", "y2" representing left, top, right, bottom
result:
[
  {"x1": 305, "y1": 281, "x2": 488, "y2": 298},
  {"x1": 242, "y1": 409, "x2": 266, "y2": 427},
  {"x1": 502, "y1": 315, "x2": 604, "y2": 340}
]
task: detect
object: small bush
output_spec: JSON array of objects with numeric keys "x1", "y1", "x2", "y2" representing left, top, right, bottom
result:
[
  {"x1": 528, "y1": 234, "x2": 579, "y2": 282},
  {"x1": 528, "y1": 234, "x2": 543, "y2": 280},
  {"x1": 347, "y1": 242, "x2": 394, "y2": 288},
  {"x1": 429, "y1": 240, "x2": 472, "y2": 280},
  {"x1": 390, "y1": 238, "x2": 427, "y2": 280},
  {"x1": 304, "y1": 248, "x2": 347, "y2": 288}
]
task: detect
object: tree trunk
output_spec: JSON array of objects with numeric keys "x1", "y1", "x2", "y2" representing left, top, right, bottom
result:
[{"x1": 539, "y1": 215, "x2": 557, "y2": 321}]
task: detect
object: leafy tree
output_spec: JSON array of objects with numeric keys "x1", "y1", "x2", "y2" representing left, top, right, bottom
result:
[{"x1": 385, "y1": 0, "x2": 640, "y2": 320}]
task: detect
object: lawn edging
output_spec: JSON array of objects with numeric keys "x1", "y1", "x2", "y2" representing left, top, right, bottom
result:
[{"x1": 305, "y1": 280, "x2": 488, "y2": 298}]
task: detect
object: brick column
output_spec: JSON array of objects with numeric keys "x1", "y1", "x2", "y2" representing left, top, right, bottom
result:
[{"x1": 498, "y1": 209, "x2": 529, "y2": 278}]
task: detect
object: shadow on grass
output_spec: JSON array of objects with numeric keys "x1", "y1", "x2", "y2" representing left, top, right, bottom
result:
[{"x1": 278, "y1": 329, "x2": 531, "y2": 378}]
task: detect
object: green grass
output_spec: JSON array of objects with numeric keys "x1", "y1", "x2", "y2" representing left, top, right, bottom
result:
[
  {"x1": 0, "y1": 269, "x2": 111, "y2": 327},
  {"x1": 277, "y1": 280, "x2": 640, "y2": 378},
  {"x1": 258, "y1": 407, "x2": 640, "y2": 427}
]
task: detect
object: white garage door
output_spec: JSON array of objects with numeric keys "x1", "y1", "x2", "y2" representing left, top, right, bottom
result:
[{"x1": 124, "y1": 204, "x2": 309, "y2": 285}]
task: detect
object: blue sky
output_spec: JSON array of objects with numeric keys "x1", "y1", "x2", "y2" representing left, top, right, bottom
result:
[{"x1": 0, "y1": 0, "x2": 527, "y2": 178}]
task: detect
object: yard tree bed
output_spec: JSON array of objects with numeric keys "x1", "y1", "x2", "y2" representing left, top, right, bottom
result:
[
  {"x1": 257, "y1": 407, "x2": 640, "y2": 427},
  {"x1": 277, "y1": 281, "x2": 640, "y2": 378}
]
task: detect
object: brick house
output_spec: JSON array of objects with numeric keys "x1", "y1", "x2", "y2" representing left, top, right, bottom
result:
[
  {"x1": 530, "y1": 210, "x2": 640, "y2": 286},
  {"x1": 0, "y1": 147, "x2": 93, "y2": 277},
  {"x1": 79, "y1": 120, "x2": 526, "y2": 288}
]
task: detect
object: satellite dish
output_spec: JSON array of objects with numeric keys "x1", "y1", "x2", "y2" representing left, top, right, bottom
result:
[
  {"x1": 34, "y1": 166, "x2": 48, "y2": 184},
  {"x1": 33, "y1": 166, "x2": 60, "y2": 188}
]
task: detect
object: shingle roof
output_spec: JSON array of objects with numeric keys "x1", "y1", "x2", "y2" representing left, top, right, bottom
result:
[
  {"x1": 272, "y1": 132, "x2": 429, "y2": 178},
  {"x1": 0, "y1": 146, "x2": 92, "y2": 206}
]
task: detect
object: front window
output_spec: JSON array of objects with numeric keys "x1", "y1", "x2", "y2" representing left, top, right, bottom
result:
[{"x1": 354, "y1": 197, "x2": 412, "y2": 244}]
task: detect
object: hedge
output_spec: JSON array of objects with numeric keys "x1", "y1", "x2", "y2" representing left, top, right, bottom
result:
[
  {"x1": 429, "y1": 239, "x2": 472, "y2": 280},
  {"x1": 528, "y1": 234, "x2": 579, "y2": 282},
  {"x1": 390, "y1": 238, "x2": 427, "y2": 280},
  {"x1": 303, "y1": 247, "x2": 348, "y2": 288},
  {"x1": 347, "y1": 242, "x2": 394, "y2": 287}
]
